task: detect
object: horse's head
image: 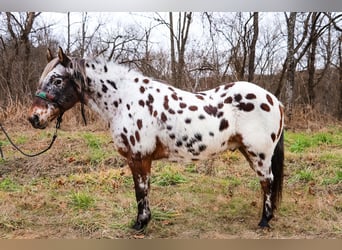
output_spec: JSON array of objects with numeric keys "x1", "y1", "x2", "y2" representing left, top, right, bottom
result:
[{"x1": 28, "y1": 47, "x2": 82, "y2": 129}]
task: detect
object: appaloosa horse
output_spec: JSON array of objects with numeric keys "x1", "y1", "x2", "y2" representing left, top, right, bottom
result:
[{"x1": 28, "y1": 47, "x2": 284, "y2": 230}]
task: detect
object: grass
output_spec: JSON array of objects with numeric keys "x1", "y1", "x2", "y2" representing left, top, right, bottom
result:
[
  {"x1": 69, "y1": 191, "x2": 95, "y2": 210},
  {"x1": 0, "y1": 123, "x2": 341, "y2": 238},
  {"x1": 153, "y1": 165, "x2": 187, "y2": 186},
  {"x1": 0, "y1": 178, "x2": 21, "y2": 192}
]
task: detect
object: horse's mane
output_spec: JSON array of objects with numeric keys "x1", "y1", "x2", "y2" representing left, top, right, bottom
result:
[{"x1": 39, "y1": 58, "x2": 60, "y2": 84}]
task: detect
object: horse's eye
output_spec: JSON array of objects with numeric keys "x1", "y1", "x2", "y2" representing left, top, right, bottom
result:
[{"x1": 54, "y1": 79, "x2": 62, "y2": 86}]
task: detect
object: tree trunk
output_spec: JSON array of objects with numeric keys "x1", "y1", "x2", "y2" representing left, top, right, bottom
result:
[
  {"x1": 307, "y1": 13, "x2": 318, "y2": 106},
  {"x1": 169, "y1": 12, "x2": 177, "y2": 86},
  {"x1": 285, "y1": 12, "x2": 297, "y2": 114},
  {"x1": 248, "y1": 12, "x2": 259, "y2": 82}
]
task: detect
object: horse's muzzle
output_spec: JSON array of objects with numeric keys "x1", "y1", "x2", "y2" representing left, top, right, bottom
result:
[{"x1": 28, "y1": 114, "x2": 47, "y2": 129}]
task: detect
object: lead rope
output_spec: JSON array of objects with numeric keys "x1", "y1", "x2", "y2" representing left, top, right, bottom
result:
[{"x1": 0, "y1": 115, "x2": 62, "y2": 159}]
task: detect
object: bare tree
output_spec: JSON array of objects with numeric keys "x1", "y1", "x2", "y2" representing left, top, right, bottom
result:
[
  {"x1": 248, "y1": 12, "x2": 259, "y2": 82},
  {"x1": 283, "y1": 12, "x2": 297, "y2": 111},
  {"x1": 155, "y1": 12, "x2": 192, "y2": 88},
  {"x1": 1, "y1": 12, "x2": 41, "y2": 102},
  {"x1": 168, "y1": 12, "x2": 192, "y2": 88}
]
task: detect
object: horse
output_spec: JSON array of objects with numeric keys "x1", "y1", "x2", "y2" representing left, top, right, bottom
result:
[{"x1": 28, "y1": 47, "x2": 284, "y2": 231}]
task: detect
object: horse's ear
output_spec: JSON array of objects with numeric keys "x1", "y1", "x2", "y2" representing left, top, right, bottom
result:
[
  {"x1": 58, "y1": 47, "x2": 70, "y2": 67},
  {"x1": 47, "y1": 48, "x2": 53, "y2": 62}
]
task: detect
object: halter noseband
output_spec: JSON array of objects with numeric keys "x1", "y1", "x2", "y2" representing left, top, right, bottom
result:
[
  {"x1": 35, "y1": 91, "x2": 64, "y2": 124},
  {"x1": 35, "y1": 91, "x2": 56, "y2": 102}
]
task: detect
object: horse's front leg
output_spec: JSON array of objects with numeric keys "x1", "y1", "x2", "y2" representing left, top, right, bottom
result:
[{"x1": 128, "y1": 156, "x2": 152, "y2": 231}]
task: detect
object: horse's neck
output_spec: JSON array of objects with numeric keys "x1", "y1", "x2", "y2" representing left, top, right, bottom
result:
[{"x1": 83, "y1": 61, "x2": 137, "y2": 121}]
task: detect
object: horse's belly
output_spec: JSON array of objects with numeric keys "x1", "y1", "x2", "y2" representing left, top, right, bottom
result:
[{"x1": 166, "y1": 137, "x2": 231, "y2": 162}]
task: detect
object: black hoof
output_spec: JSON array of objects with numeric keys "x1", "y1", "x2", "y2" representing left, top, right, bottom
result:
[
  {"x1": 132, "y1": 220, "x2": 148, "y2": 231},
  {"x1": 258, "y1": 219, "x2": 271, "y2": 228}
]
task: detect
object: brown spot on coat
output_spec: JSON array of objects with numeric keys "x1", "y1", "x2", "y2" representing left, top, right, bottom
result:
[
  {"x1": 161, "y1": 112, "x2": 167, "y2": 122},
  {"x1": 148, "y1": 94, "x2": 154, "y2": 103},
  {"x1": 143, "y1": 79, "x2": 150, "y2": 84},
  {"x1": 179, "y1": 102, "x2": 187, "y2": 109},
  {"x1": 234, "y1": 94, "x2": 242, "y2": 102},
  {"x1": 102, "y1": 84, "x2": 108, "y2": 93},
  {"x1": 135, "y1": 131, "x2": 140, "y2": 142},
  {"x1": 260, "y1": 103, "x2": 270, "y2": 112},
  {"x1": 203, "y1": 105, "x2": 218, "y2": 116},
  {"x1": 171, "y1": 93, "x2": 178, "y2": 101},
  {"x1": 138, "y1": 100, "x2": 145, "y2": 107},
  {"x1": 246, "y1": 93, "x2": 256, "y2": 99},
  {"x1": 195, "y1": 95, "x2": 205, "y2": 100},
  {"x1": 129, "y1": 135, "x2": 135, "y2": 146},
  {"x1": 134, "y1": 78, "x2": 139, "y2": 83},
  {"x1": 219, "y1": 118, "x2": 229, "y2": 131},
  {"x1": 120, "y1": 133, "x2": 129, "y2": 148},
  {"x1": 163, "y1": 96, "x2": 169, "y2": 110},
  {"x1": 189, "y1": 105, "x2": 198, "y2": 111},
  {"x1": 224, "y1": 96, "x2": 233, "y2": 104},
  {"x1": 137, "y1": 119, "x2": 143, "y2": 130},
  {"x1": 266, "y1": 94, "x2": 274, "y2": 106},
  {"x1": 237, "y1": 102, "x2": 255, "y2": 112}
]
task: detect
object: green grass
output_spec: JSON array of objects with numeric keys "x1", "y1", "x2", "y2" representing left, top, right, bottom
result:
[
  {"x1": 286, "y1": 128, "x2": 341, "y2": 153},
  {"x1": 0, "y1": 178, "x2": 21, "y2": 192},
  {"x1": 69, "y1": 191, "x2": 95, "y2": 210},
  {"x1": 152, "y1": 208, "x2": 180, "y2": 221},
  {"x1": 153, "y1": 165, "x2": 187, "y2": 186},
  {"x1": 294, "y1": 169, "x2": 315, "y2": 182},
  {"x1": 322, "y1": 170, "x2": 342, "y2": 185}
]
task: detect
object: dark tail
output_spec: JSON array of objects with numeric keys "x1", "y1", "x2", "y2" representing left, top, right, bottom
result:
[{"x1": 271, "y1": 130, "x2": 284, "y2": 210}]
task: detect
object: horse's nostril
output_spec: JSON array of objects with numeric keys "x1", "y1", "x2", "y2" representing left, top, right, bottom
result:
[{"x1": 28, "y1": 114, "x2": 39, "y2": 126}]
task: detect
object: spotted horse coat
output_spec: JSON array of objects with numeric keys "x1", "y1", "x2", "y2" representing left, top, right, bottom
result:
[{"x1": 28, "y1": 48, "x2": 285, "y2": 231}]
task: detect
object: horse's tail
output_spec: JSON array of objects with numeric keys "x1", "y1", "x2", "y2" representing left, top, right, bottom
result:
[{"x1": 271, "y1": 130, "x2": 284, "y2": 210}]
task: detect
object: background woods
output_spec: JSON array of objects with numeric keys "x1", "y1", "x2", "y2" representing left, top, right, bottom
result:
[{"x1": 0, "y1": 12, "x2": 341, "y2": 122}]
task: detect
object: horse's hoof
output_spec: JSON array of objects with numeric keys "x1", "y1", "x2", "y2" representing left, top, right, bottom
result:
[
  {"x1": 132, "y1": 221, "x2": 147, "y2": 232},
  {"x1": 258, "y1": 220, "x2": 270, "y2": 228}
]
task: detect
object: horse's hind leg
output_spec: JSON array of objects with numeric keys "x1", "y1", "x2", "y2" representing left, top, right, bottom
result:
[
  {"x1": 128, "y1": 156, "x2": 152, "y2": 231},
  {"x1": 258, "y1": 172, "x2": 274, "y2": 228},
  {"x1": 239, "y1": 147, "x2": 276, "y2": 228}
]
